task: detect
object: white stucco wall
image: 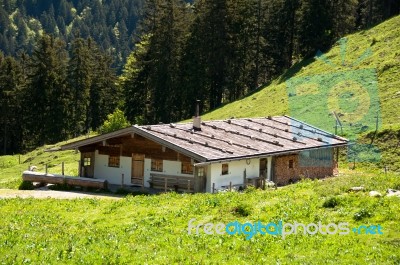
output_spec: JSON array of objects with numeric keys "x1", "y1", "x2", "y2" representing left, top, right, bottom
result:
[
  {"x1": 93, "y1": 151, "x2": 131, "y2": 185},
  {"x1": 93, "y1": 151, "x2": 194, "y2": 188},
  {"x1": 93, "y1": 149, "x2": 267, "y2": 192},
  {"x1": 206, "y1": 158, "x2": 260, "y2": 192}
]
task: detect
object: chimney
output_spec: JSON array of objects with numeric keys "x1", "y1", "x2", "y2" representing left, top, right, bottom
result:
[{"x1": 193, "y1": 100, "x2": 201, "y2": 131}]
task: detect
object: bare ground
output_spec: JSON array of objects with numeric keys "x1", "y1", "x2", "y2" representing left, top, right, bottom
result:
[{"x1": 0, "y1": 187, "x2": 122, "y2": 200}]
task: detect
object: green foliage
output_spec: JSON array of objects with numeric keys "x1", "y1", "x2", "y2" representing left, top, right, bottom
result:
[
  {"x1": 322, "y1": 196, "x2": 340, "y2": 208},
  {"x1": 203, "y1": 16, "x2": 400, "y2": 172},
  {"x1": 232, "y1": 203, "x2": 252, "y2": 217},
  {"x1": 25, "y1": 34, "x2": 69, "y2": 147},
  {"x1": 0, "y1": 0, "x2": 146, "y2": 70},
  {"x1": 48, "y1": 183, "x2": 73, "y2": 191},
  {"x1": 98, "y1": 108, "x2": 130, "y2": 134},
  {"x1": 120, "y1": 0, "x2": 399, "y2": 124},
  {"x1": 354, "y1": 208, "x2": 373, "y2": 221},
  {"x1": 115, "y1": 188, "x2": 149, "y2": 196},
  {"x1": 18, "y1": 181, "x2": 34, "y2": 190}
]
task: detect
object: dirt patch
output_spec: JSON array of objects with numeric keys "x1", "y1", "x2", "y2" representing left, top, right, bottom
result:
[{"x1": 0, "y1": 188, "x2": 121, "y2": 200}]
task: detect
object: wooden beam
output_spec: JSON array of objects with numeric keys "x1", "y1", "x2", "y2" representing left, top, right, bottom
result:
[{"x1": 22, "y1": 172, "x2": 108, "y2": 189}]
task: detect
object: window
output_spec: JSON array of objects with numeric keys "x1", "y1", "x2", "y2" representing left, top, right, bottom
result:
[
  {"x1": 288, "y1": 159, "x2": 294, "y2": 169},
  {"x1": 151, "y1": 159, "x2": 163, "y2": 172},
  {"x1": 222, "y1": 164, "x2": 229, "y2": 175},
  {"x1": 197, "y1": 167, "x2": 204, "y2": 177},
  {"x1": 84, "y1": 157, "x2": 91, "y2": 166},
  {"x1": 299, "y1": 149, "x2": 333, "y2": 167},
  {"x1": 181, "y1": 162, "x2": 193, "y2": 174},
  {"x1": 108, "y1": 156, "x2": 120, "y2": 168}
]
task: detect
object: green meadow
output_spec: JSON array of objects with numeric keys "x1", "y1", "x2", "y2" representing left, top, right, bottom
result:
[{"x1": 0, "y1": 169, "x2": 399, "y2": 264}]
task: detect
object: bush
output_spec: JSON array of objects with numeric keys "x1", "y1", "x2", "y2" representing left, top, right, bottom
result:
[
  {"x1": 232, "y1": 203, "x2": 252, "y2": 217},
  {"x1": 115, "y1": 188, "x2": 149, "y2": 196},
  {"x1": 18, "y1": 181, "x2": 34, "y2": 190},
  {"x1": 354, "y1": 208, "x2": 372, "y2": 221},
  {"x1": 322, "y1": 197, "x2": 340, "y2": 208},
  {"x1": 98, "y1": 108, "x2": 130, "y2": 134},
  {"x1": 49, "y1": 183, "x2": 74, "y2": 191},
  {"x1": 244, "y1": 185, "x2": 257, "y2": 193}
]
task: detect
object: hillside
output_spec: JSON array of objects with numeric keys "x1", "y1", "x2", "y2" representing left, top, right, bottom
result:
[
  {"x1": 202, "y1": 15, "x2": 400, "y2": 130},
  {"x1": 0, "y1": 0, "x2": 145, "y2": 70},
  {"x1": 0, "y1": 135, "x2": 91, "y2": 189},
  {"x1": 200, "y1": 15, "x2": 400, "y2": 171}
]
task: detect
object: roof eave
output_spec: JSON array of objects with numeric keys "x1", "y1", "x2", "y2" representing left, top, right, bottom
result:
[
  {"x1": 60, "y1": 127, "x2": 135, "y2": 150},
  {"x1": 194, "y1": 142, "x2": 348, "y2": 166}
]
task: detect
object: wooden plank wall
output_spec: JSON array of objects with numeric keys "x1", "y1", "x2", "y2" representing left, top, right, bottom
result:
[{"x1": 79, "y1": 134, "x2": 192, "y2": 163}]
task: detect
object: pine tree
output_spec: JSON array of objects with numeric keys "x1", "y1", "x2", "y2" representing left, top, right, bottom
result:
[
  {"x1": 121, "y1": 35, "x2": 152, "y2": 124},
  {"x1": 297, "y1": 0, "x2": 332, "y2": 57},
  {"x1": 67, "y1": 37, "x2": 92, "y2": 136},
  {"x1": 0, "y1": 56, "x2": 24, "y2": 154},
  {"x1": 26, "y1": 34, "x2": 68, "y2": 146},
  {"x1": 88, "y1": 39, "x2": 120, "y2": 130}
]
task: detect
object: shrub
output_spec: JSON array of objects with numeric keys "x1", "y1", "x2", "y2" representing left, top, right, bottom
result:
[
  {"x1": 115, "y1": 188, "x2": 149, "y2": 196},
  {"x1": 18, "y1": 181, "x2": 34, "y2": 190},
  {"x1": 322, "y1": 197, "x2": 340, "y2": 208},
  {"x1": 49, "y1": 183, "x2": 74, "y2": 191},
  {"x1": 232, "y1": 203, "x2": 252, "y2": 217},
  {"x1": 98, "y1": 108, "x2": 130, "y2": 134},
  {"x1": 354, "y1": 208, "x2": 372, "y2": 221},
  {"x1": 244, "y1": 185, "x2": 257, "y2": 193}
]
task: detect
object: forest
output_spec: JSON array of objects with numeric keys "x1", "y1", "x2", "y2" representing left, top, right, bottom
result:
[{"x1": 1, "y1": 0, "x2": 399, "y2": 154}]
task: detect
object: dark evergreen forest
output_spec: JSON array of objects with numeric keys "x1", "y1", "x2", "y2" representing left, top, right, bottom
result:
[{"x1": 1, "y1": 0, "x2": 399, "y2": 154}]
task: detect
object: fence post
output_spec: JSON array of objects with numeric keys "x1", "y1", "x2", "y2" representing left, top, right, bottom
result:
[
  {"x1": 78, "y1": 161, "x2": 82, "y2": 177},
  {"x1": 243, "y1": 169, "x2": 247, "y2": 188},
  {"x1": 62, "y1": 162, "x2": 65, "y2": 176},
  {"x1": 212, "y1": 183, "x2": 215, "y2": 194},
  {"x1": 121, "y1": 173, "x2": 124, "y2": 188},
  {"x1": 229, "y1": 181, "x2": 232, "y2": 191}
]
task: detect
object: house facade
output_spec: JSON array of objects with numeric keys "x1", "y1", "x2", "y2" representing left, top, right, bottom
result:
[{"x1": 61, "y1": 116, "x2": 348, "y2": 192}]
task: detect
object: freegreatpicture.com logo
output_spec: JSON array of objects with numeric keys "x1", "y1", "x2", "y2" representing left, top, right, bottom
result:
[
  {"x1": 285, "y1": 38, "x2": 381, "y2": 165},
  {"x1": 188, "y1": 219, "x2": 383, "y2": 240}
]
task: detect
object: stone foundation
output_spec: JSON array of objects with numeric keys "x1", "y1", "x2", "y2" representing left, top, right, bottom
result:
[{"x1": 274, "y1": 153, "x2": 337, "y2": 185}]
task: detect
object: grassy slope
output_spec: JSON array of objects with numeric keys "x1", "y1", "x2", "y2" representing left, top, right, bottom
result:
[
  {"x1": 0, "y1": 170, "x2": 399, "y2": 264},
  {"x1": 202, "y1": 15, "x2": 400, "y2": 129},
  {"x1": 201, "y1": 15, "x2": 400, "y2": 171},
  {"x1": 0, "y1": 135, "x2": 96, "y2": 189}
]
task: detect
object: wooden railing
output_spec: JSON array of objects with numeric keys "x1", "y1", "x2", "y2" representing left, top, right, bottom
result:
[{"x1": 149, "y1": 173, "x2": 194, "y2": 192}]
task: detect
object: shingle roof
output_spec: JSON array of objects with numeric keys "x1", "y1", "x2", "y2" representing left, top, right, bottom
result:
[{"x1": 61, "y1": 116, "x2": 348, "y2": 163}]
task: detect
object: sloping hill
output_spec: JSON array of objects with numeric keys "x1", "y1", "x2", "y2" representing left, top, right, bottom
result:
[
  {"x1": 0, "y1": 135, "x2": 95, "y2": 189},
  {"x1": 202, "y1": 15, "x2": 400, "y2": 131}
]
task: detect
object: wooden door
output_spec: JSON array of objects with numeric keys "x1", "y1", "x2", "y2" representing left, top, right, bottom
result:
[
  {"x1": 132, "y1": 154, "x2": 145, "y2": 186},
  {"x1": 260, "y1": 158, "x2": 267, "y2": 178},
  {"x1": 194, "y1": 166, "x2": 206, "y2": 192},
  {"x1": 82, "y1": 152, "x2": 95, "y2": 178}
]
